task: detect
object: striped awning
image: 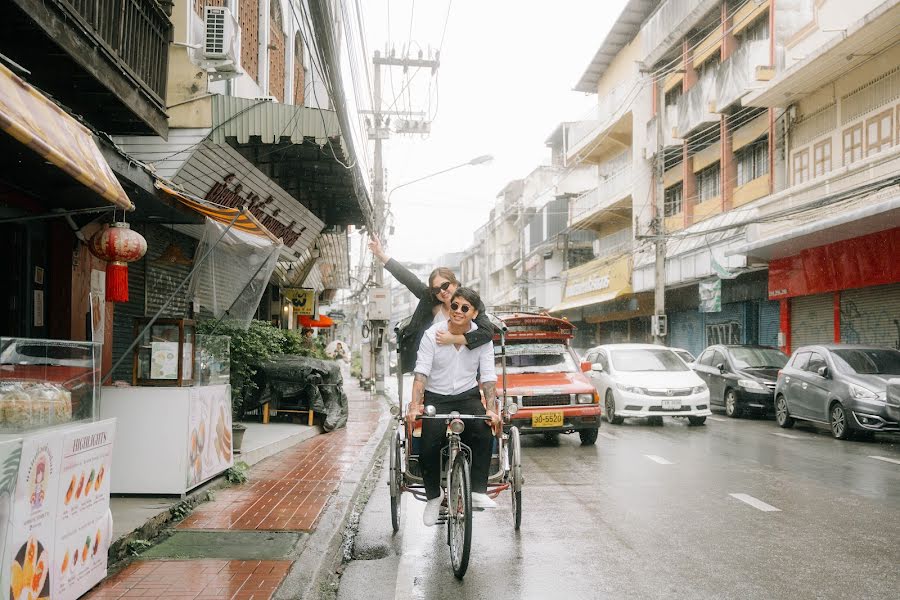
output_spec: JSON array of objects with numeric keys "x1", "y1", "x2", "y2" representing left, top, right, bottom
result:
[
  {"x1": 155, "y1": 180, "x2": 279, "y2": 242},
  {"x1": 0, "y1": 62, "x2": 132, "y2": 210}
]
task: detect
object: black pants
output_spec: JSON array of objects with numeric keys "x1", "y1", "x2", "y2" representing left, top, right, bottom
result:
[{"x1": 421, "y1": 387, "x2": 493, "y2": 500}]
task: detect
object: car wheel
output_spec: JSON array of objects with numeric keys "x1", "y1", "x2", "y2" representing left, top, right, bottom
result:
[
  {"x1": 687, "y1": 416, "x2": 706, "y2": 426},
  {"x1": 829, "y1": 401, "x2": 852, "y2": 440},
  {"x1": 606, "y1": 391, "x2": 624, "y2": 425},
  {"x1": 724, "y1": 389, "x2": 743, "y2": 419},
  {"x1": 775, "y1": 395, "x2": 794, "y2": 428},
  {"x1": 648, "y1": 416, "x2": 663, "y2": 426},
  {"x1": 579, "y1": 428, "x2": 599, "y2": 445}
]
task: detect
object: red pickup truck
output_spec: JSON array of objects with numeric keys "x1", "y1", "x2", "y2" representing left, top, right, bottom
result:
[{"x1": 493, "y1": 312, "x2": 602, "y2": 445}]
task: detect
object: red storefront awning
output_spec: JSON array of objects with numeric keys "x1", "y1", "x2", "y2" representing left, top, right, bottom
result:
[{"x1": 298, "y1": 314, "x2": 334, "y2": 328}]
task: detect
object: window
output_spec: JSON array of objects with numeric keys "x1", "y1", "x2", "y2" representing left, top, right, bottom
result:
[
  {"x1": 698, "y1": 349, "x2": 715, "y2": 366},
  {"x1": 597, "y1": 352, "x2": 610, "y2": 372},
  {"x1": 664, "y1": 183, "x2": 683, "y2": 217},
  {"x1": 792, "y1": 149, "x2": 809, "y2": 185},
  {"x1": 268, "y1": 0, "x2": 286, "y2": 102},
  {"x1": 736, "y1": 137, "x2": 769, "y2": 186},
  {"x1": 696, "y1": 163, "x2": 720, "y2": 202},
  {"x1": 865, "y1": 110, "x2": 893, "y2": 156},
  {"x1": 584, "y1": 352, "x2": 597, "y2": 364},
  {"x1": 739, "y1": 15, "x2": 770, "y2": 43},
  {"x1": 805, "y1": 352, "x2": 827, "y2": 374},
  {"x1": 791, "y1": 352, "x2": 810, "y2": 370},
  {"x1": 813, "y1": 139, "x2": 832, "y2": 177},
  {"x1": 665, "y1": 85, "x2": 682, "y2": 110},
  {"x1": 711, "y1": 351, "x2": 727, "y2": 368},
  {"x1": 842, "y1": 123, "x2": 863, "y2": 165},
  {"x1": 609, "y1": 349, "x2": 689, "y2": 372},
  {"x1": 239, "y1": 0, "x2": 260, "y2": 82}
]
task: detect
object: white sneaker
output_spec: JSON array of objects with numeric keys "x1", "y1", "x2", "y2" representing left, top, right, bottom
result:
[
  {"x1": 423, "y1": 489, "x2": 444, "y2": 526},
  {"x1": 472, "y1": 492, "x2": 497, "y2": 509}
]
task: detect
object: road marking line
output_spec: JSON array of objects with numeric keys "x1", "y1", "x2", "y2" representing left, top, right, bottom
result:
[
  {"x1": 598, "y1": 432, "x2": 617, "y2": 440},
  {"x1": 770, "y1": 432, "x2": 802, "y2": 439},
  {"x1": 729, "y1": 493, "x2": 781, "y2": 512},
  {"x1": 644, "y1": 454, "x2": 672, "y2": 465},
  {"x1": 707, "y1": 416, "x2": 728, "y2": 422},
  {"x1": 869, "y1": 455, "x2": 900, "y2": 465}
]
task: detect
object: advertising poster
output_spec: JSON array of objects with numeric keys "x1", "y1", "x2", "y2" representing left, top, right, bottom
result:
[
  {"x1": 0, "y1": 438, "x2": 23, "y2": 598},
  {"x1": 53, "y1": 420, "x2": 115, "y2": 600},
  {"x1": 9, "y1": 430, "x2": 63, "y2": 600},
  {"x1": 150, "y1": 342, "x2": 179, "y2": 379},
  {"x1": 187, "y1": 385, "x2": 233, "y2": 489}
]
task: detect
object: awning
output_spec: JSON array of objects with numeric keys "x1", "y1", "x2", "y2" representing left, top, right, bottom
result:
[
  {"x1": 299, "y1": 314, "x2": 334, "y2": 328},
  {"x1": 549, "y1": 287, "x2": 632, "y2": 315},
  {"x1": 550, "y1": 253, "x2": 633, "y2": 314},
  {"x1": 0, "y1": 62, "x2": 132, "y2": 210}
]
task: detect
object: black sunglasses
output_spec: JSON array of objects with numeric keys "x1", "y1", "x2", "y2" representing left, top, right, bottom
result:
[
  {"x1": 431, "y1": 281, "x2": 452, "y2": 295},
  {"x1": 450, "y1": 302, "x2": 473, "y2": 314}
]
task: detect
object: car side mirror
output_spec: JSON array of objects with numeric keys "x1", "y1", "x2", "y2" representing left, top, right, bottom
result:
[
  {"x1": 580, "y1": 361, "x2": 592, "y2": 372},
  {"x1": 716, "y1": 362, "x2": 726, "y2": 373},
  {"x1": 817, "y1": 365, "x2": 830, "y2": 378},
  {"x1": 590, "y1": 363, "x2": 604, "y2": 372}
]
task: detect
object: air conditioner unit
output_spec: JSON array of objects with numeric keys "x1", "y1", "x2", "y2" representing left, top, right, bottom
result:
[{"x1": 204, "y1": 6, "x2": 238, "y2": 61}]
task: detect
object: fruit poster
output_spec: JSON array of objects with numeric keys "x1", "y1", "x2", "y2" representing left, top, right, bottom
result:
[
  {"x1": 0, "y1": 438, "x2": 23, "y2": 599},
  {"x1": 53, "y1": 419, "x2": 115, "y2": 600},
  {"x1": 186, "y1": 385, "x2": 233, "y2": 489},
  {"x1": 9, "y1": 429, "x2": 62, "y2": 600}
]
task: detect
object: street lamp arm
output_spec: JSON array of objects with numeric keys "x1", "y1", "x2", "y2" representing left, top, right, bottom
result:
[{"x1": 384, "y1": 154, "x2": 494, "y2": 214}]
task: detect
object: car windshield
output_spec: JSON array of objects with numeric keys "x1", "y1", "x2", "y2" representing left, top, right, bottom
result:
[
  {"x1": 610, "y1": 349, "x2": 688, "y2": 372},
  {"x1": 730, "y1": 347, "x2": 788, "y2": 369},
  {"x1": 496, "y1": 343, "x2": 577, "y2": 374},
  {"x1": 831, "y1": 349, "x2": 900, "y2": 375}
]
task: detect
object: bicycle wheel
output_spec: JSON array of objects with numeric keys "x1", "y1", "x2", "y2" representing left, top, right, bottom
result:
[
  {"x1": 447, "y1": 453, "x2": 472, "y2": 579},
  {"x1": 509, "y1": 426, "x2": 522, "y2": 530},
  {"x1": 388, "y1": 429, "x2": 402, "y2": 532}
]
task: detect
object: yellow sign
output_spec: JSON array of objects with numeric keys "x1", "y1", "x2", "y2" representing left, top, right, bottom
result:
[
  {"x1": 283, "y1": 288, "x2": 316, "y2": 316},
  {"x1": 0, "y1": 63, "x2": 132, "y2": 210}
]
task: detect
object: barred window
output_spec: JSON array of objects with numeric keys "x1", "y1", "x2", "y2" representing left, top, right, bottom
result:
[
  {"x1": 813, "y1": 139, "x2": 831, "y2": 177},
  {"x1": 664, "y1": 183, "x2": 683, "y2": 217},
  {"x1": 696, "y1": 163, "x2": 720, "y2": 202},
  {"x1": 736, "y1": 137, "x2": 769, "y2": 186}
]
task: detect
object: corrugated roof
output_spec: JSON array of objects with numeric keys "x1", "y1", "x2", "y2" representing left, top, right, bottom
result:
[{"x1": 574, "y1": 0, "x2": 660, "y2": 93}]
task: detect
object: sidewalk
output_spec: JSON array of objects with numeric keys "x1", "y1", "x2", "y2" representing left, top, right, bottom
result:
[{"x1": 85, "y1": 377, "x2": 392, "y2": 600}]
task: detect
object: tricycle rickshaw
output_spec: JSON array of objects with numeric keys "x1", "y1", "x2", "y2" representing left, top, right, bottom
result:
[{"x1": 388, "y1": 314, "x2": 523, "y2": 579}]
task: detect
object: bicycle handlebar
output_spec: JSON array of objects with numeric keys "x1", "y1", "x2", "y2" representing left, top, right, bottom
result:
[{"x1": 415, "y1": 413, "x2": 491, "y2": 421}]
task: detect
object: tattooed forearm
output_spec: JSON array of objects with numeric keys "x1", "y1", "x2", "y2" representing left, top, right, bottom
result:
[
  {"x1": 412, "y1": 373, "x2": 427, "y2": 405},
  {"x1": 482, "y1": 382, "x2": 497, "y2": 410}
]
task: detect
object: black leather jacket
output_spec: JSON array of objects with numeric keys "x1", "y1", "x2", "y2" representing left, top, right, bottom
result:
[{"x1": 385, "y1": 258, "x2": 494, "y2": 374}]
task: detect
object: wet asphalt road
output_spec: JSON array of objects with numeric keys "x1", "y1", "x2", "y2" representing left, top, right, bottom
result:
[{"x1": 338, "y1": 414, "x2": 900, "y2": 600}]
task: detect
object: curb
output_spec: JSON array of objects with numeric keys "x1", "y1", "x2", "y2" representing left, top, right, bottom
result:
[{"x1": 274, "y1": 393, "x2": 394, "y2": 600}]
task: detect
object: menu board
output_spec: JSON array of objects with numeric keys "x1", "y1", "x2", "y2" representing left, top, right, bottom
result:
[
  {"x1": 0, "y1": 438, "x2": 24, "y2": 598},
  {"x1": 186, "y1": 385, "x2": 233, "y2": 489}
]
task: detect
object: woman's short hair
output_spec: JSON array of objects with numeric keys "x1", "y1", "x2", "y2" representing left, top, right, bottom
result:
[{"x1": 428, "y1": 267, "x2": 458, "y2": 288}]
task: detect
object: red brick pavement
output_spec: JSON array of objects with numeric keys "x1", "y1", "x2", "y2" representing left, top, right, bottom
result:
[{"x1": 85, "y1": 383, "x2": 384, "y2": 600}]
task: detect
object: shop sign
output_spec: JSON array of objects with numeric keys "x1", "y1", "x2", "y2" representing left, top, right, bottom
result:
[
  {"x1": 205, "y1": 174, "x2": 305, "y2": 247},
  {"x1": 567, "y1": 274, "x2": 610, "y2": 298},
  {"x1": 187, "y1": 385, "x2": 233, "y2": 488},
  {"x1": 284, "y1": 288, "x2": 317, "y2": 316},
  {"x1": 699, "y1": 278, "x2": 722, "y2": 312}
]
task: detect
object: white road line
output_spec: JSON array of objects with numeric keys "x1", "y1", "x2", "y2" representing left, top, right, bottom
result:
[
  {"x1": 644, "y1": 454, "x2": 673, "y2": 465},
  {"x1": 770, "y1": 432, "x2": 802, "y2": 439},
  {"x1": 869, "y1": 455, "x2": 900, "y2": 465},
  {"x1": 598, "y1": 432, "x2": 618, "y2": 440},
  {"x1": 729, "y1": 493, "x2": 781, "y2": 512},
  {"x1": 707, "y1": 416, "x2": 728, "y2": 422}
]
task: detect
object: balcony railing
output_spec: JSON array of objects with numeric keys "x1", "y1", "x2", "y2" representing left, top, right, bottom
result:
[
  {"x1": 594, "y1": 229, "x2": 633, "y2": 259},
  {"x1": 69, "y1": 0, "x2": 171, "y2": 102},
  {"x1": 642, "y1": 0, "x2": 719, "y2": 65},
  {"x1": 565, "y1": 79, "x2": 638, "y2": 160},
  {"x1": 677, "y1": 73, "x2": 718, "y2": 137},
  {"x1": 570, "y1": 163, "x2": 633, "y2": 225},
  {"x1": 716, "y1": 40, "x2": 770, "y2": 111}
]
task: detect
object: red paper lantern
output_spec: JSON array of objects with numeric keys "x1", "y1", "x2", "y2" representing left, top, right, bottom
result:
[{"x1": 88, "y1": 223, "x2": 147, "y2": 302}]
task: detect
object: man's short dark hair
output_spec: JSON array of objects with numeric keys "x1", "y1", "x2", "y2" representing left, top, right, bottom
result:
[{"x1": 451, "y1": 286, "x2": 481, "y2": 311}]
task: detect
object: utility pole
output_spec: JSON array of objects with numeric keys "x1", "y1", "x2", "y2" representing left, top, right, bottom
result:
[
  {"x1": 653, "y1": 70, "x2": 667, "y2": 345},
  {"x1": 368, "y1": 49, "x2": 440, "y2": 395}
]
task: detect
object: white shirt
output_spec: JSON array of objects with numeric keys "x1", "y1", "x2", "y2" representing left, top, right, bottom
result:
[{"x1": 415, "y1": 321, "x2": 497, "y2": 395}]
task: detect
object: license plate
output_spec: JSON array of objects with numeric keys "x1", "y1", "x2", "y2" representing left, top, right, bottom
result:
[
  {"x1": 661, "y1": 400, "x2": 681, "y2": 410},
  {"x1": 532, "y1": 411, "x2": 564, "y2": 428}
]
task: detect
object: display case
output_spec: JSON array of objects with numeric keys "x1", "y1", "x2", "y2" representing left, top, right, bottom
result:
[
  {"x1": 194, "y1": 334, "x2": 231, "y2": 386},
  {"x1": 133, "y1": 318, "x2": 196, "y2": 386},
  {"x1": 0, "y1": 337, "x2": 100, "y2": 434}
]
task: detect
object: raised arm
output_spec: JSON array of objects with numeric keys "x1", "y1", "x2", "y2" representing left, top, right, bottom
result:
[{"x1": 369, "y1": 235, "x2": 430, "y2": 299}]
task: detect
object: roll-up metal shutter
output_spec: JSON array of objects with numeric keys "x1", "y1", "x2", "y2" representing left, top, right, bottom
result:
[
  {"x1": 840, "y1": 283, "x2": 900, "y2": 348},
  {"x1": 111, "y1": 225, "x2": 147, "y2": 382},
  {"x1": 703, "y1": 302, "x2": 746, "y2": 346},
  {"x1": 791, "y1": 293, "x2": 834, "y2": 349},
  {"x1": 143, "y1": 225, "x2": 195, "y2": 319},
  {"x1": 758, "y1": 300, "x2": 781, "y2": 348},
  {"x1": 669, "y1": 310, "x2": 704, "y2": 358}
]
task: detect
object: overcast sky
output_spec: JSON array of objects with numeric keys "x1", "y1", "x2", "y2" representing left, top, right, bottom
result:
[{"x1": 355, "y1": 0, "x2": 628, "y2": 265}]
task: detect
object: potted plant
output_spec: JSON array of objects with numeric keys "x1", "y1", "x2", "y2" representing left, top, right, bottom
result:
[{"x1": 231, "y1": 422, "x2": 247, "y2": 453}]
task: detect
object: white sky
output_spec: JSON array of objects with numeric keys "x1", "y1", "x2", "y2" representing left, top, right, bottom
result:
[{"x1": 356, "y1": 0, "x2": 628, "y2": 264}]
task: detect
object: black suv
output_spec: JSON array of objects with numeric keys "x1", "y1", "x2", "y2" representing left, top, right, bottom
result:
[{"x1": 692, "y1": 345, "x2": 789, "y2": 418}]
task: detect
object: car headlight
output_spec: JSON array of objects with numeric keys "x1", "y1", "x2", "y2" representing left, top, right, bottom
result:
[
  {"x1": 616, "y1": 383, "x2": 646, "y2": 395},
  {"x1": 849, "y1": 383, "x2": 885, "y2": 404},
  {"x1": 738, "y1": 379, "x2": 766, "y2": 391},
  {"x1": 576, "y1": 393, "x2": 596, "y2": 404},
  {"x1": 691, "y1": 384, "x2": 707, "y2": 394}
]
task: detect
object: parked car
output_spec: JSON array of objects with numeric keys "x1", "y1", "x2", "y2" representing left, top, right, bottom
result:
[
  {"x1": 692, "y1": 345, "x2": 788, "y2": 418},
  {"x1": 497, "y1": 313, "x2": 602, "y2": 445},
  {"x1": 774, "y1": 345, "x2": 900, "y2": 440},
  {"x1": 670, "y1": 347, "x2": 696, "y2": 365},
  {"x1": 584, "y1": 344, "x2": 711, "y2": 426}
]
